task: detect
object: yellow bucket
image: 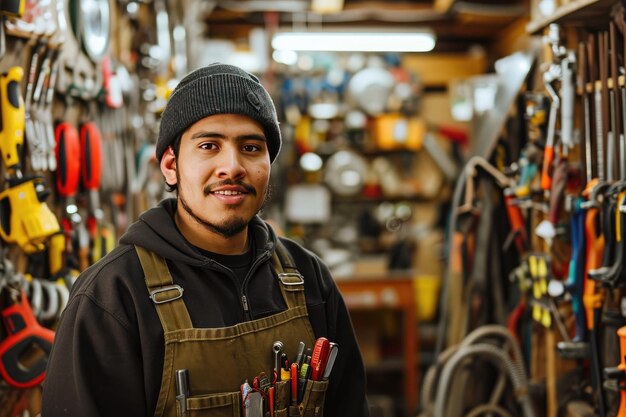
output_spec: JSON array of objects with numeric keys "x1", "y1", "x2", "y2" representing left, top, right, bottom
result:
[{"x1": 413, "y1": 275, "x2": 441, "y2": 322}]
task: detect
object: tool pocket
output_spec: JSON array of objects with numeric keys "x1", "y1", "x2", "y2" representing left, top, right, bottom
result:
[
  {"x1": 178, "y1": 391, "x2": 241, "y2": 417},
  {"x1": 299, "y1": 380, "x2": 329, "y2": 417},
  {"x1": 274, "y1": 380, "x2": 291, "y2": 415}
]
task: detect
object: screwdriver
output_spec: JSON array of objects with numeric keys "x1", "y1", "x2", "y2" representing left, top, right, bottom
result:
[{"x1": 175, "y1": 369, "x2": 189, "y2": 417}]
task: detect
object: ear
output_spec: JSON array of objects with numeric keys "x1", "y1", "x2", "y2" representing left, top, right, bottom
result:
[{"x1": 160, "y1": 147, "x2": 178, "y2": 185}]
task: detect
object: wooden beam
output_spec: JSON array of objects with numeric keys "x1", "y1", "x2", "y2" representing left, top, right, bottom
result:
[
  {"x1": 402, "y1": 52, "x2": 487, "y2": 87},
  {"x1": 433, "y1": 0, "x2": 456, "y2": 13},
  {"x1": 492, "y1": 16, "x2": 531, "y2": 58},
  {"x1": 342, "y1": 1, "x2": 434, "y2": 12}
]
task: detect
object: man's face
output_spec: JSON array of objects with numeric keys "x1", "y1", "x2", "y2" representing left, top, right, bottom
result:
[{"x1": 164, "y1": 113, "x2": 271, "y2": 239}]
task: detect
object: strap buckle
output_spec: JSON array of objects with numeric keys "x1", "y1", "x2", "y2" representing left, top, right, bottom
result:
[
  {"x1": 278, "y1": 272, "x2": 304, "y2": 285},
  {"x1": 149, "y1": 285, "x2": 184, "y2": 304}
]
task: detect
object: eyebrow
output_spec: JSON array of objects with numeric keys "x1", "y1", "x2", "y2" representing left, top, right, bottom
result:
[{"x1": 190, "y1": 131, "x2": 267, "y2": 142}]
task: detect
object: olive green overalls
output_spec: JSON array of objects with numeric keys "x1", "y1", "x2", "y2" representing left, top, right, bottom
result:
[{"x1": 136, "y1": 242, "x2": 329, "y2": 417}]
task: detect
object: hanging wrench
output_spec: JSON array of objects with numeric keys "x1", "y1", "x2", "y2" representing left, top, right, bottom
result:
[
  {"x1": 39, "y1": 49, "x2": 60, "y2": 172},
  {"x1": 541, "y1": 73, "x2": 559, "y2": 192},
  {"x1": 32, "y1": 47, "x2": 54, "y2": 171},
  {"x1": 24, "y1": 42, "x2": 46, "y2": 171}
]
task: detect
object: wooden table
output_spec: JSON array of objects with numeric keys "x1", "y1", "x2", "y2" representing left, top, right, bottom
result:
[{"x1": 336, "y1": 277, "x2": 419, "y2": 416}]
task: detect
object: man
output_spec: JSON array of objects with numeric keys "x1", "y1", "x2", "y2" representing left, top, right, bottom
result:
[{"x1": 42, "y1": 63, "x2": 370, "y2": 417}]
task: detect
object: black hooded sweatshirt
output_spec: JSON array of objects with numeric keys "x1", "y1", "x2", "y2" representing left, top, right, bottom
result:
[{"x1": 41, "y1": 199, "x2": 369, "y2": 417}]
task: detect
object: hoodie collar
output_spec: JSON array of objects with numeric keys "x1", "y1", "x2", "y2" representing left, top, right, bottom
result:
[{"x1": 119, "y1": 198, "x2": 277, "y2": 266}]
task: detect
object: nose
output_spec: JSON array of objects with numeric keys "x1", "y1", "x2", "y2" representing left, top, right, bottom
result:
[{"x1": 215, "y1": 145, "x2": 246, "y2": 179}]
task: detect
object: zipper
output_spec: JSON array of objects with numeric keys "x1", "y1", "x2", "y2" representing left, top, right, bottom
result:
[
  {"x1": 203, "y1": 258, "x2": 249, "y2": 319},
  {"x1": 203, "y1": 247, "x2": 272, "y2": 320},
  {"x1": 240, "y1": 249, "x2": 272, "y2": 320}
]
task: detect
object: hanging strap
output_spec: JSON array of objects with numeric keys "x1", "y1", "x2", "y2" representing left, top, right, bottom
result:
[
  {"x1": 135, "y1": 245, "x2": 193, "y2": 332},
  {"x1": 272, "y1": 239, "x2": 307, "y2": 310}
]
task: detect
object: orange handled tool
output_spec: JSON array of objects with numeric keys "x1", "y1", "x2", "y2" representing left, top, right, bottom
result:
[
  {"x1": 504, "y1": 189, "x2": 527, "y2": 253},
  {"x1": 582, "y1": 179, "x2": 609, "y2": 417},
  {"x1": 583, "y1": 202, "x2": 605, "y2": 329},
  {"x1": 541, "y1": 144, "x2": 555, "y2": 191},
  {"x1": 604, "y1": 326, "x2": 626, "y2": 417}
]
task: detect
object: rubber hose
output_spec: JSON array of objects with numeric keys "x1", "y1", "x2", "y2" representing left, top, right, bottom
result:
[
  {"x1": 421, "y1": 345, "x2": 460, "y2": 416},
  {"x1": 456, "y1": 325, "x2": 526, "y2": 417},
  {"x1": 434, "y1": 343, "x2": 535, "y2": 417},
  {"x1": 435, "y1": 162, "x2": 468, "y2": 357},
  {"x1": 421, "y1": 345, "x2": 459, "y2": 407},
  {"x1": 422, "y1": 325, "x2": 523, "y2": 417},
  {"x1": 460, "y1": 325, "x2": 525, "y2": 368}
]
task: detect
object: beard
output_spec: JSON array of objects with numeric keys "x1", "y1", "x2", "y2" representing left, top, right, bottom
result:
[
  {"x1": 179, "y1": 195, "x2": 248, "y2": 238},
  {"x1": 176, "y1": 168, "x2": 271, "y2": 238}
]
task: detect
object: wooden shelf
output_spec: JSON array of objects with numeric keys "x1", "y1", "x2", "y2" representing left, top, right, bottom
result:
[
  {"x1": 337, "y1": 277, "x2": 419, "y2": 417},
  {"x1": 526, "y1": 0, "x2": 617, "y2": 35}
]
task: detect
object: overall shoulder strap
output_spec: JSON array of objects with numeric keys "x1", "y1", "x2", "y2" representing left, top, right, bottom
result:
[
  {"x1": 135, "y1": 245, "x2": 193, "y2": 332},
  {"x1": 272, "y1": 239, "x2": 307, "y2": 310}
]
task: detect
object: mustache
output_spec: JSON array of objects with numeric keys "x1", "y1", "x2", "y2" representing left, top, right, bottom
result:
[{"x1": 204, "y1": 180, "x2": 257, "y2": 196}]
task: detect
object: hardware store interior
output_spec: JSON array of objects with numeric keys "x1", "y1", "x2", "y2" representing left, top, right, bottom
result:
[{"x1": 3, "y1": 0, "x2": 626, "y2": 416}]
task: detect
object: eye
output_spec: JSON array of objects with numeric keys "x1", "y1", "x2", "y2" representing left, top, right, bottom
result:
[
  {"x1": 242, "y1": 143, "x2": 263, "y2": 152},
  {"x1": 199, "y1": 142, "x2": 218, "y2": 151}
]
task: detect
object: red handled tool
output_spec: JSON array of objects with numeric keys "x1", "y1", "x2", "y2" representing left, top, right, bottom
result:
[
  {"x1": 80, "y1": 121, "x2": 102, "y2": 237},
  {"x1": 0, "y1": 289, "x2": 55, "y2": 388},
  {"x1": 55, "y1": 121, "x2": 81, "y2": 260},
  {"x1": 291, "y1": 363, "x2": 298, "y2": 405},
  {"x1": 268, "y1": 386, "x2": 275, "y2": 417},
  {"x1": 80, "y1": 122, "x2": 102, "y2": 194},
  {"x1": 80, "y1": 121, "x2": 114, "y2": 264},
  {"x1": 310, "y1": 337, "x2": 330, "y2": 381},
  {"x1": 55, "y1": 121, "x2": 80, "y2": 200}
]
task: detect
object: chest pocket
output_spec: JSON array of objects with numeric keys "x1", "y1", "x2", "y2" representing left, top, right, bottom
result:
[
  {"x1": 136, "y1": 241, "x2": 328, "y2": 417},
  {"x1": 178, "y1": 392, "x2": 241, "y2": 417}
]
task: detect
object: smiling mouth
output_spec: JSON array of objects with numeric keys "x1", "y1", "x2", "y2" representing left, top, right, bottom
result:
[
  {"x1": 205, "y1": 180, "x2": 257, "y2": 196},
  {"x1": 212, "y1": 190, "x2": 246, "y2": 196}
]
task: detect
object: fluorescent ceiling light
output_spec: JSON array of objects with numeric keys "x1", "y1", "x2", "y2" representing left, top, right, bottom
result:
[
  {"x1": 272, "y1": 31, "x2": 436, "y2": 52},
  {"x1": 272, "y1": 49, "x2": 298, "y2": 65}
]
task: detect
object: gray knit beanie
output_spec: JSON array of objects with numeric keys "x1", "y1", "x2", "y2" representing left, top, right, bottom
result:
[{"x1": 156, "y1": 63, "x2": 281, "y2": 163}]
